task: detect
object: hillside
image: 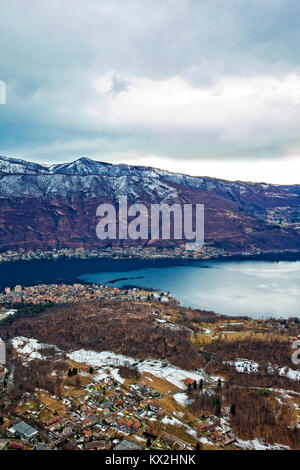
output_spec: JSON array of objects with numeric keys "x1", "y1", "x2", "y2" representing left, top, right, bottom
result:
[{"x1": 0, "y1": 156, "x2": 299, "y2": 254}]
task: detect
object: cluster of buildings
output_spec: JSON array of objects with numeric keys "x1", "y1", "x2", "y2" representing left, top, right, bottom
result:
[
  {"x1": 196, "y1": 418, "x2": 236, "y2": 447},
  {"x1": 0, "y1": 353, "x2": 244, "y2": 451},
  {"x1": 154, "y1": 433, "x2": 188, "y2": 451},
  {"x1": 265, "y1": 207, "x2": 300, "y2": 231},
  {"x1": 0, "y1": 370, "x2": 167, "y2": 450},
  {"x1": 0, "y1": 283, "x2": 171, "y2": 306},
  {"x1": 0, "y1": 245, "x2": 299, "y2": 272},
  {"x1": 0, "y1": 244, "x2": 226, "y2": 266}
]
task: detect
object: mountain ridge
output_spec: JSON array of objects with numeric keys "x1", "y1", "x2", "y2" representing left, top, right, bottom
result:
[
  {"x1": 0, "y1": 155, "x2": 299, "y2": 188},
  {"x1": 0, "y1": 155, "x2": 299, "y2": 254}
]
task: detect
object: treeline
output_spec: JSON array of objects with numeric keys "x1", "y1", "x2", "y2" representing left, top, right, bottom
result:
[
  {"x1": 205, "y1": 338, "x2": 293, "y2": 367},
  {"x1": 8, "y1": 355, "x2": 69, "y2": 411},
  {"x1": 118, "y1": 362, "x2": 140, "y2": 380},
  {"x1": 0, "y1": 302, "x2": 54, "y2": 334},
  {"x1": 206, "y1": 360, "x2": 300, "y2": 393},
  {"x1": 172, "y1": 307, "x2": 245, "y2": 329},
  {"x1": 204, "y1": 337, "x2": 300, "y2": 392},
  {"x1": 188, "y1": 388, "x2": 222, "y2": 418},
  {"x1": 223, "y1": 385, "x2": 300, "y2": 449}
]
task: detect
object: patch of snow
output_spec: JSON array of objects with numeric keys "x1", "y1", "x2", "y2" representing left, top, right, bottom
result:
[
  {"x1": 67, "y1": 349, "x2": 205, "y2": 389},
  {"x1": 11, "y1": 337, "x2": 60, "y2": 361},
  {"x1": 227, "y1": 359, "x2": 259, "y2": 374},
  {"x1": 199, "y1": 437, "x2": 210, "y2": 445},
  {"x1": 279, "y1": 367, "x2": 300, "y2": 381},
  {"x1": 174, "y1": 393, "x2": 188, "y2": 406},
  {"x1": 238, "y1": 439, "x2": 290, "y2": 450},
  {"x1": 161, "y1": 416, "x2": 182, "y2": 427}
]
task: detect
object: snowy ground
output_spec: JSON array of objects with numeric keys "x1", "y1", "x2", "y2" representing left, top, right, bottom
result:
[
  {"x1": 237, "y1": 439, "x2": 290, "y2": 450},
  {"x1": 68, "y1": 349, "x2": 205, "y2": 389},
  {"x1": 199, "y1": 436, "x2": 210, "y2": 445},
  {"x1": 11, "y1": 337, "x2": 61, "y2": 361},
  {"x1": 162, "y1": 416, "x2": 182, "y2": 426},
  {"x1": 279, "y1": 367, "x2": 300, "y2": 381},
  {"x1": 174, "y1": 393, "x2": 189, "y2": 406},
  {"x1": 227, "y1": 359, "x2": 259, "y2": 374},
  {"x1": 11, "y1": 337, "x2": 206, "y2": 388},
  {"x1": 227, "y1": 358, "x2": 300, "y2": 382}
]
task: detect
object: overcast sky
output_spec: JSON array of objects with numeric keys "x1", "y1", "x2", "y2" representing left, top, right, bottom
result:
[{"x1": 0, "y1": 0, "x2": 300, "y2": 183}]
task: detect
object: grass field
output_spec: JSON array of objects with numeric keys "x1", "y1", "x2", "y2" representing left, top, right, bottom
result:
[
  {"x1": 156, "y1": 395, "x2": 185, "y2": 415},
  {"x1": 36, "y1": 391, "x2": 67, "y2": 415},
  {"x1": 191, "y1": 329, "x2": 291, "y2": 347},
  {"x1": 142, "y1": 372, "x2": 181, "y2": 395},
  {"x1": 17, "y1": 399, "x2": 39, "y2": 415}
]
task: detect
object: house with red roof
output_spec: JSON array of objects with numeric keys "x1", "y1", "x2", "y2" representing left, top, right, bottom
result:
[{"x1": 185, "y1": 378, "x2": 195, "y2": 385}]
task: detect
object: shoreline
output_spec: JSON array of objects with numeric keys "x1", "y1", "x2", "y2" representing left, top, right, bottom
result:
[
  {"x1": 0, "y1": 248, "x2": 300, "y2": 266},
  {"x1": 0, "y1": 254, "x2": 299, "y2": 319}
]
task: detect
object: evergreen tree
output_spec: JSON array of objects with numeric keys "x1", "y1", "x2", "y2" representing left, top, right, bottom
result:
[{"x1": 215, "y1": 397, "x2": 221, "y2": 417}]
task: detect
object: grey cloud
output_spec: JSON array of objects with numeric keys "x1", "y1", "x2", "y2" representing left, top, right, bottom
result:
[
  {"x1": 109, "y1": 75, "x2": 131, "y2": 97},
  {"x1": 0, "y1": 0, "x2": 300, "y2": 164}
]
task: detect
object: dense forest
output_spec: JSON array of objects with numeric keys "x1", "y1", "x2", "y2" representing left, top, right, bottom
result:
[{"x1": 0, "y1": 300, "x2": 204, "y2": 370}]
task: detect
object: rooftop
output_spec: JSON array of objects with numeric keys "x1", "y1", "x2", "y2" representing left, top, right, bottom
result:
[
  {"x1": 9, "y1": 420, "x2": 38, "y2": 438},
  {"x1": 113, "y1": 438, "x2": 143, "y2": 451}
]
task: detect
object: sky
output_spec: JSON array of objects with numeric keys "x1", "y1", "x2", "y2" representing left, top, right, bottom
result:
[{"x1": 0, "y1": 0, "x2": 300, "y2": 184}]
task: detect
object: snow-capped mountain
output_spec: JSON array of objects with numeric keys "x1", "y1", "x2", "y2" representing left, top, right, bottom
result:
[{"x1": 0, "y1": 156, "x2": 299, "y2": 253}]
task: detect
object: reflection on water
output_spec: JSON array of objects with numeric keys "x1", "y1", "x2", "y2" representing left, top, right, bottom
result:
[{"x1": 78, "y1": 260, "x2": 300, "y2": 318}]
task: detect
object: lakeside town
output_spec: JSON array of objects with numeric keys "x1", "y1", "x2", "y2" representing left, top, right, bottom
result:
[
  {"x1": 0, "y1": 284, "x2": 172, "y2": 306},
  {"x1": 0, "y1": 245, "x2": 224, "y2": 264},
  {"x1": 0, "y1": 245, "x2": 298, "y2": 267}
]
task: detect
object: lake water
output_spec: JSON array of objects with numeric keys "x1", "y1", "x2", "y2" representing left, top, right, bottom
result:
[{"x1": 0, "y1": 258, "x2": 299, "y2": 318}]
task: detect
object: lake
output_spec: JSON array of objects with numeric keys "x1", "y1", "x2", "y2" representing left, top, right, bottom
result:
[{"x1": 0, "y1": 257, "x2": 299, "y2": 318}]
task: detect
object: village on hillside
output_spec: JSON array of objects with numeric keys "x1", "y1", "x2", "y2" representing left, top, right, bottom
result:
[
  {"x1": 1, "y1": 293, "x2": 300, "y2": 451},
  {"x1": 0, "y1": 336, "x2": 240, "y2": 452}
]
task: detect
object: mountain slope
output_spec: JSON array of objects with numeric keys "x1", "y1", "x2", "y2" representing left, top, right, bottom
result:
[{"x1": 0, "y1": 156, "x2": 299, "y2": 254}]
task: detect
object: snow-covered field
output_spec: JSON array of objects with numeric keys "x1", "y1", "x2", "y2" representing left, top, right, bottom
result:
[
  {"x1": 162, "y1": 416, "x2": 182, "y2": 426},
  {"x1": 237, "y1": 439, "x2": 290, "y2": 451},
  {"x1": 174, "y1": 393, "x2": 189, "y2": 406},
  {"x1": 11, "y1": 337, "x2": 61, "y2": 361},
  {"x1": 68, "y1": 349, "x2": 205, "y2": 388},
  {"x1": 279, "y1": 367, "x2": 300, "y2": 381},
  {"x1": 227, "y1": 359, "x2": 300, "y2": 382},
  {"x1": 11, "y1": 337, "x2": 206, "y2": 387},
  {"x1": 227, "y1": 359, "x2": 259, "y2": 374}
]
